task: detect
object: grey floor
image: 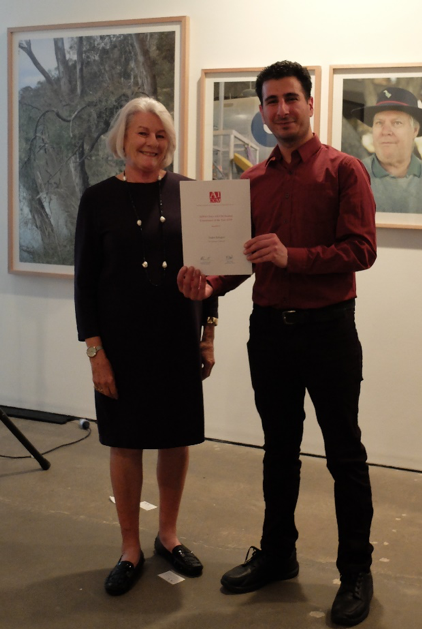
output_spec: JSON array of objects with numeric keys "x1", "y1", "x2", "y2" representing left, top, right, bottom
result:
[{"x1": 0, "y1": 416, "x2": 421, "y2": 629}]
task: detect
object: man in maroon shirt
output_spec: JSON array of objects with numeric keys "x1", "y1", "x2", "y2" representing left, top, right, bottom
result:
[{"x1": 178, "y1": 60, "x2": 376, "y2": 627}]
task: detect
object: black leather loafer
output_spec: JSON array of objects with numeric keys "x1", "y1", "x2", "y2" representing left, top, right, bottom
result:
[
  {"x1": 331, "y1": 571, "x2": 373, "y2": 626},
  {"x1": 221, "y1": 546, "x2": 299, "y2": 593},
  {"x1": 154, "y1": 536, "x2": 203, "y2": 577},
  {"x1": 104, "y1": 551, "x2": 145, "y2": 596}
]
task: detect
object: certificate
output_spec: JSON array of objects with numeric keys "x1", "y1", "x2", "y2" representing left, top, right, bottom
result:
[{"x1": 180, "y1": 180, "x2": 252, "y2": 275}]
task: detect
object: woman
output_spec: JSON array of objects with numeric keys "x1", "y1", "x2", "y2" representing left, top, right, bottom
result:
[{"x1": 74, "y1": 97, "x2": 218, "y2": 596}]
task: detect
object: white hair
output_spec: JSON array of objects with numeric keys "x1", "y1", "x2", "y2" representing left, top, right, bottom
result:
[
  {"x1": 106, "y1": 97, "x2": 176, "y2": 168},
  {"x1": 410, "y1": 116, "x2": 420, "y2": 135}
]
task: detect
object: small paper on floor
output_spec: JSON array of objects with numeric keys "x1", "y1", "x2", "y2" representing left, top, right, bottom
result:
[
  {"x1": 109, "y1": 496, "x2": 157, "y2": 510},
  {"x1": 141, "y1": 501, "x2": 157, "y2": 511},
  {"x1": 158, "y1": 571, "x2": 185, "y2": 585},
  {"x1": 309, "y1": 611, "x2": 325, "y2": 619}
]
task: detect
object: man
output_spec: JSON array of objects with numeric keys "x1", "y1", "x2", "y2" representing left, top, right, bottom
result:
[
  {"x1": 178, "y1": 61, "x2": 376, "y2": 627},
  {"x1": 354, "y1": 86, "x2": 422, "y2": 213}
]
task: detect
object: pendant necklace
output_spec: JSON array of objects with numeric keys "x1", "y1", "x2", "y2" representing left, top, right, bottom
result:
[{"x1": 123, "y1": 170, "x2": 167, "y2": 287}]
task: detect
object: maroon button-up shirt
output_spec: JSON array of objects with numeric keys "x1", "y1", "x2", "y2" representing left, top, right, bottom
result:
[{"x1": 209, "y1": 135, "x2": 377, "y2": 309}]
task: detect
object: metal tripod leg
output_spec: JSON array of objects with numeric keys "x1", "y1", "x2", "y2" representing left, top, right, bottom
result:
[{"x1": 0, "y1": 407, "x2": 51, "y2": 470}]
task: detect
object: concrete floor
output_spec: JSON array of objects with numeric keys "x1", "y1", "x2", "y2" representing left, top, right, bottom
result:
[{"x1": 0, "y1": 416, "x2": 421, "y2": 629}]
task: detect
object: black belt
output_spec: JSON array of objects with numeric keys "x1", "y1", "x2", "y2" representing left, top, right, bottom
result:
[{"x1": 255, "y1": 299, "x2": 355, "y2": 325}]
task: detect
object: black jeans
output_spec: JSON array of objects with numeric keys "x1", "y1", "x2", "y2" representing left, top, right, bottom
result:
[{"x1": 247, "y1": 303, "x2": 374, "y2": 575}]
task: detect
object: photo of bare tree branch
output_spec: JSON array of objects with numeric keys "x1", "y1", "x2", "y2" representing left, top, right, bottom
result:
[{"x1": 14, "y1": 26, "x2": 178, "y2": 269}]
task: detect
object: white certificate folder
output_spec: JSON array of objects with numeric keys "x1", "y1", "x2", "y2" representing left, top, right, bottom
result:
[{"x1": 180, "y1": 179, "x2": 252, "y2": 275}]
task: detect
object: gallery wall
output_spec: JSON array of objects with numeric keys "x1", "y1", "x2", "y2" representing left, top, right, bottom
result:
[{"x1": 0, "y1": 0, "x2": 421, "y2": 470}]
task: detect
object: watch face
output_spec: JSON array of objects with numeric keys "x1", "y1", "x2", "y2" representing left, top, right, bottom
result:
[{"x1": 87, "y1": 347, "x2": 97, "y2": 358}]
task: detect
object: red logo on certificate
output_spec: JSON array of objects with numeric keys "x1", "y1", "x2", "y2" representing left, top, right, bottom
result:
[{"x1": 209, "y1": 191, "x2": 221, "y2": 203}]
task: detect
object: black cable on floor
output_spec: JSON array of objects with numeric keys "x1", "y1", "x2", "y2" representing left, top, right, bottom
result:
[{"x1": 0, "y1": 423, "x2": 92, "y2": 460}]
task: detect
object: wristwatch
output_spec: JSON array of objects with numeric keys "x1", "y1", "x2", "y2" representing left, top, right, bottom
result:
[
  {"x1": 206, "y1": 316, "x2": 218, "y2": 326},
  {"x1": 86, "y1": 345, "x2": 104, "y2": 358}
]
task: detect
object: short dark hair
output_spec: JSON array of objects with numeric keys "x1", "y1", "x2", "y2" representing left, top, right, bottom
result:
[{"x1": 256, "y1": 60, "x2": 312, "y2": 103}]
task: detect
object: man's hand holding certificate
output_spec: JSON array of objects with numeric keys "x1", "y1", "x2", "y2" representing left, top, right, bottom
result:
[
  {"x1": 179, "y1": 180, "x2": 252, "y2": 276},
  {"x1": 177, "y1": 266, "x2": 213, "y2": 301}
]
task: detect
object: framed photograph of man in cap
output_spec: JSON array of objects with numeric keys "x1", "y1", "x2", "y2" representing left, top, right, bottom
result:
[{"x1": 328, "y1": 64, "x2": 422, "y2": 229}]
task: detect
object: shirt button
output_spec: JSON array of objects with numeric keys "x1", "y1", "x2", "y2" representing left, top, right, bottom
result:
[{"x1": 285, "y1": 193, "x2": 290, "y2": 199}]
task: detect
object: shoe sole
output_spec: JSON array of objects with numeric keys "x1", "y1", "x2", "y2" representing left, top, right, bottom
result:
[{"x1": 220, "y1": 563, "x2": 299, "y2": 594}]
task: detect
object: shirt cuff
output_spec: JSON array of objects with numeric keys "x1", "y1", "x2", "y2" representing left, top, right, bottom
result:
[{"x1": 285, "y1": 248, "x2": 307, "y2": 273}]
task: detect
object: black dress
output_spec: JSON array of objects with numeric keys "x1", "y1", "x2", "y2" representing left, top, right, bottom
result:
[{"x1": 74, "y1": 172, "x2": 218, "y2": 449}]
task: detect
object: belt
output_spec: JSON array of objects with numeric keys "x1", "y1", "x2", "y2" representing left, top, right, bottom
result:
[{"x1": 255, "y1": 299, "x2": 355, "y2": 326}]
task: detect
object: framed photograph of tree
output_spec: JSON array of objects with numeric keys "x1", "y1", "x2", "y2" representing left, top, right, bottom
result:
[
  {"x1": 328, "y1": 64, "x2": 422, "y2": 229},
  {"x1": 199, "y1": 66, "x2": 321, "y2": 181},
  {"x1": 8, "y1": 17, "x2": 189, "y2": 277}
]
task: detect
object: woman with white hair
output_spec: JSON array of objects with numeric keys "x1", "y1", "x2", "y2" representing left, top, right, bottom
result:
[{"x1": 74, "y1": 97, "x2": 218, "y2": 595}]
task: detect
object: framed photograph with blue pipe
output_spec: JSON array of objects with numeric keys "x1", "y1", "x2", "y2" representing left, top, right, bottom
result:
[{"x1": 199, "y1": 65, "x2": 321, "y2": 181}]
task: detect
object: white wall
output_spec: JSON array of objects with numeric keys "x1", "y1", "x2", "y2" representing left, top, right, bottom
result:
[{"x1": 1, "y1": 0, "x2": 421, "y2": 470}]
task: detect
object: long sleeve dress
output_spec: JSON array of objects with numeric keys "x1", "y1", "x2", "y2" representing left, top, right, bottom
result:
[{"x1": 74, "y1": 172, "x2": 218, "y2": 449}]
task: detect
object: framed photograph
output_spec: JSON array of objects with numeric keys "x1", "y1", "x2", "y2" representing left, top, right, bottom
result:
[
  {"x1": 328, "y1": 64, "x2": 422, "y2": 229},
  {"x1": 199, "y1": 66, "x2": 321, "y2": 181},
  {"x1": 8, "y1": 17, "x2": 189, "y2": 277}
]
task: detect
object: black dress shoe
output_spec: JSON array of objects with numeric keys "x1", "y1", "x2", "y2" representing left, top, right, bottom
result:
[
  {"x1": 220, "y1": 546, "x2": 299, "y2": 593},
  {"x1": 104, "y1": 551, "x2": 145, "y2": 596},
  {"x1": 331, "y1": 571, "x2": 373, "y2": 626},
  {"x1": 154, "y1": 536, "x2": 203, "y2": 577}
]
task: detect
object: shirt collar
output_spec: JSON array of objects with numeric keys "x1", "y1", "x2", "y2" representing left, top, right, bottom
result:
[
  {"x1": 265, "y1": 134, "x2": 321, "y2": 168},
  {"x1": 370, "y1": 153, "x2": 422, "y2": 178}
]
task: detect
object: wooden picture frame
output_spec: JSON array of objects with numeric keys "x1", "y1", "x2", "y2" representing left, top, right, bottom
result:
[
  {"x1": 199, "y1": 66, "x2": 321, "y2": 181},
  {"x1": 328, "y1": 64, "x2": 422, "y2": 229},
  {"x1": 8, "y1": 16, "x2": 189, "y2": 277}
]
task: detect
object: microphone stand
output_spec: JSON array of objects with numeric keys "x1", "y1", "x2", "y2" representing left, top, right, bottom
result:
[{"x1": 0, "y1": 407, "x2": 51, "y2": 470}]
